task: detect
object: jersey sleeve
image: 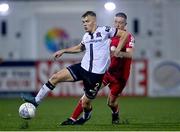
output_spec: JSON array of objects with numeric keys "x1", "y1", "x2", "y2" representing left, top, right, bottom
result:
[
  {"x1": 126, "y1": 34, "x2": 135, "y2": 48},
  {"x1": 103, "y1": 26, "x2": 117, "y2": 38}
]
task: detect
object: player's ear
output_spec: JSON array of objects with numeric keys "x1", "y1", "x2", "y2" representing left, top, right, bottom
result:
[{"x1": 93, "y1": 17, "x2": 96, "y2": 23}]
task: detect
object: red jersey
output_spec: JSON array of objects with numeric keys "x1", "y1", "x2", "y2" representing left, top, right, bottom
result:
[{"x1": 108, "y1": 33, "x2": 135, "y2": 80}]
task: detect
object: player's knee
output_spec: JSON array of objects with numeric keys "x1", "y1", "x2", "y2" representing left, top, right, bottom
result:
[
  {"x1": 82, "y1": 99, "x2": 91, "y2": 109},
  {"x1": 49, "y1": 73, "x2": 61, "y2": 85},
  {"x1": 107, "y1": 100, "x2": 115, "y2": 107},
  {"x1": 81, "y1": 99, "x2": 89, "y2": 107},
  {"x1": 107, "y1": 95, "x2": 117, "y2": 107}
]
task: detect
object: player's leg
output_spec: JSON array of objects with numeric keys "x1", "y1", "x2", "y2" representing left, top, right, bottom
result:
[
  {"x1": 70, "y1": 98, "x2": 83, "y2": 120},
  {"x1": 75, "y1": 72, "x2": 104, "y2": 125},
  {"x1": 61, "y1": 68, "x2": 104, "y2": 125},
  {"x1": 61, "y1": 94, "x2": 92, "y2": 125},
  {"x1": 75, "y1": 94, "x2": 92, "y2": 125},
  {"x1": 61, "y1": 80, "x2": 107, "y2": 125},
  {"x1": 102, "y1": 72, "x2": 120, "y2": 124},
  {"x1": 107, "y1": 79, "x2": 126, "y2": 124},
  {"x1": 107, "y1": 92, "x2": 120, "y2": 124},
  {"x1": 22, "y1": 67, "x2": 74, "y2": 107},
  {"x1": 61, "y1": 97, "x2": 83, "y2": 125},
  {"x1": 81, "y1": 94, "x2": 92, "y2": 119},
  {"x1": 68, "y1": 94, "x2": 91, "y2": 121}
]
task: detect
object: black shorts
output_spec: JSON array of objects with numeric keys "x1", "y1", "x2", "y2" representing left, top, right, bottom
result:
[{"x1": 67, "y1": 63, "x2": 104, "y2": 99}]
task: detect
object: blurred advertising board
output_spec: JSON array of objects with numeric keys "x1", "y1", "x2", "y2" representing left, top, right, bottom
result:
[
  {"x1": 149, "y1": 60, "x2": 180, "y2": 97},
  {"x1": 0, "y1": 59, "x2": 148, "y2": 97},
  {"x1": 36, "y1": 59, "x2": 148, "y2": 97},
  {"x1": 0, "y1": 61, "x2": 36, "y2": 97}
]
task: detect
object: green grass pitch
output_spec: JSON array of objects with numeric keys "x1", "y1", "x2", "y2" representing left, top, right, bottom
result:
[{"x1": 0, "y1": 96, "x2": 180, "y2": 131}]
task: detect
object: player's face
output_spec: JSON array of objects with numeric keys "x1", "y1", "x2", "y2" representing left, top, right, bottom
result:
[
  {"x1": 114, "y1": 16, "x2": 127, "y2": 30},
  {"x1": 82, "y1": 15, "x2": 96, "y2": 32}
]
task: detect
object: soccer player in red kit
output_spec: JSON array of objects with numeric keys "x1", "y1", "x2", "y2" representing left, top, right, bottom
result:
[
  {"x1": 103, "y1": 12, "x2": 135, "y2": 124},
  {"x1": 61, "y1": 12, "x2": 134, "y2": 125}
]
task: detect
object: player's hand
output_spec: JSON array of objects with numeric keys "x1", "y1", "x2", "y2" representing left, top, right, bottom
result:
[
  {"x1": 51, "y1": 50, "x2": 65, "y2": 61},
  {"x1": 113, "y1": 49, "x2": 123, "y2": 58},
  {"x1": 110, "y1": 51, "x2": 114, "y2": 57},
  {"x1": 111, "y1": 46, "x2": 122, "y2": 57},
  {"x1": 113, "y1": 48, "x2": 120, "y2": 57}
]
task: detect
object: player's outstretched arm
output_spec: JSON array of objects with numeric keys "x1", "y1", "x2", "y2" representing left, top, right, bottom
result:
[
  {"x1": 115, "y1": 34, "x2": 135, "y2": 58},
  {"x1": 114, "y1": 30, "x2": 128, "y2": 57},
  {"x1": 52, "y1": 43, "x2": 85, "y2": 60}
]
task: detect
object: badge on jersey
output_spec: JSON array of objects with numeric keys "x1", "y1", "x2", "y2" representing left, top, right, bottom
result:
[
  {"x1": 105, "y1": 26, "x2": 111, "y2": 32},
  {"x1": 96, "y1": 32, "x2": 102, "y2": 38}
]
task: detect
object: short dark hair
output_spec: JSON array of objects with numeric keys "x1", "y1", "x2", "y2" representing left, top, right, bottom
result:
[
  {"x1": 115, "y1": 12, "x2": 127, "y2": 20},
  {"x1": 82, "y1": 11, "x2": 96, "y2": 18}
]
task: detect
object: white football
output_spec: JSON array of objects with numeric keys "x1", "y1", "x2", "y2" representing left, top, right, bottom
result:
[{"x1": 19, "y1": 102, "x2": 36, "y2": 119}]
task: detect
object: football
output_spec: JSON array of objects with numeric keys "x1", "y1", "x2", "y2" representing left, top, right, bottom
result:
[{"x1": 19, "y1": 102, "x2": 36, "y2": 119}]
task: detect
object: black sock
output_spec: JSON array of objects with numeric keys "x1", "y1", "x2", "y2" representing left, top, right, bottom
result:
[{"x1": 45, "y1": 81, "x2": 55, "y2": 90}]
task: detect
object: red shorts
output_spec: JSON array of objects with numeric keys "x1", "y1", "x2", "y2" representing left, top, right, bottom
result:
[{"x1": 103, "y1": 72, "x2": 127, "y2": 96}]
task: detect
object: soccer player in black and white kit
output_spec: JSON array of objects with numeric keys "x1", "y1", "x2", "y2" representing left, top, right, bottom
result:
[{"x1": 22, "y1": 11, "x2": 128, "y2": 124}]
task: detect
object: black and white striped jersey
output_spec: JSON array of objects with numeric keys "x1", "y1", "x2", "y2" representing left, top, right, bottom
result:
[{"x1": 81, "y1": 26, "x2": 117, "y2": 74}]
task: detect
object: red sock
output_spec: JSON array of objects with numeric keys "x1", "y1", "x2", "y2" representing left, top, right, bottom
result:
[{"x1": 70, "y1": 100, "x2": 83, "y2": 120}]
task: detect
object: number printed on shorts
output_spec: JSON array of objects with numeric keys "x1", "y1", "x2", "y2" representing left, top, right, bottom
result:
[{"x1": 89, "y1": 83, "x2": 100, "y2": 95}]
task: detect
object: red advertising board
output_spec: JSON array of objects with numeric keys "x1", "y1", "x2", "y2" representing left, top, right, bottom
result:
[{"x1": 36, "y1": 59, "x2": 148, "y2": 97}]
